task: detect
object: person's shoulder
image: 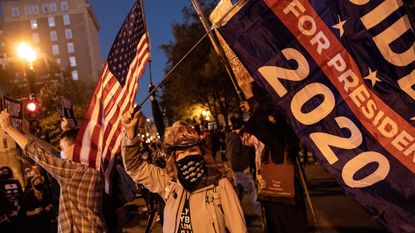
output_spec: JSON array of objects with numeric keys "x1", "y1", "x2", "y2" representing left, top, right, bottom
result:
[{"x1": 217, "y1": 176, "x2": 233, "y2": 188}]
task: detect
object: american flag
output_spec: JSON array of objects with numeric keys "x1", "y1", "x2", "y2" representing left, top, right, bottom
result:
[{"x1": 73, "y1": 1, "x2": 150, "y2": 192}]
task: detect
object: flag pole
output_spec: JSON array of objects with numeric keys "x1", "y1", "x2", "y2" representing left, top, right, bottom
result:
[
  {"x1": 133, "y1": 29, "x2": 212, "y2": 114},
  {"x1": 139, "y1": 0, "x2": 155, "y2": 87},
  {"x1": 190, "y1": 0, "x2": 243, "y2": 102},
  {"x1": 139, "y1": 0, "x2": 152, "y2": 60}
]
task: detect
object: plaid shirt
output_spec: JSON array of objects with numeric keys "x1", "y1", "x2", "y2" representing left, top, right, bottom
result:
[{"x1": 25, "y1": 140, "x2": 107, "y2": 233}]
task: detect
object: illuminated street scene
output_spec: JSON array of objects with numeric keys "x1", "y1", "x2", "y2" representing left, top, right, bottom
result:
[{"x1": 0, "y1": 0, "x2": 414, "y2": 233}]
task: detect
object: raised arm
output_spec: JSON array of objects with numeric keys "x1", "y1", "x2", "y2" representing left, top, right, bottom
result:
[
  {"x1": 1, "y1": 110, "x2": 78, "y2": 183},
  {"x1": 121, "y1": 109, "x2": 169, "y2": 196},
  {"x1": 0, "y1": 110, "x2": 29, "y2": 149}
]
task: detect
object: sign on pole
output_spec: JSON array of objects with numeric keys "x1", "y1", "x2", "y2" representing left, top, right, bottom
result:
[
  {"x1": 2, "y1": 96, "x2": 23, "y2": 133},
  {"x1": 58, "y1": 96, "x2": 77, "y2": 129}
]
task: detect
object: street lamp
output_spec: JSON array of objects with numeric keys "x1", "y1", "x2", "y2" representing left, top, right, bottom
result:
[
  {"x1": 17, "y1": 42, "x2": 39, "y2": 135},
  {"x1": 17, "y1": 42, "x2": 37, "y2": 70},
  {"x1": 17, "y1": 42, "x2": 37, "y2": 95}
]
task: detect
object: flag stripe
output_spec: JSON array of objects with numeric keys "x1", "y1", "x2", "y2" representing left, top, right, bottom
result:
[
  {"x1": 101, "y1": 41, "x2": 149, "y2": 171},
  {"x1": 79, "y1": 35, "x2": 149, "y2": 170},
  {"x1": 73, "y1": 75, "x2": 105, "y2": 164},
  {"x1": 103, "y1": 37, "x2": 149, "y2": 114},
  {"x1": 101, "y1": 49, "x2": 147, "y2": 190}
]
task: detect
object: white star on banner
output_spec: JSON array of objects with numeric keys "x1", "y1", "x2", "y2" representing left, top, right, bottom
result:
[
  {"x1": 364, "y1": 68, "x2": 382, "y2": 87},
  {"x1": 332, "y1": 15, "x2": 346, "y2": 37}
]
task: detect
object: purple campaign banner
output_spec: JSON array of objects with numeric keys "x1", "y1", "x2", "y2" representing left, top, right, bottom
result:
[{"x1": 218, "y1": 0, "x2": 415, "y2": 232}]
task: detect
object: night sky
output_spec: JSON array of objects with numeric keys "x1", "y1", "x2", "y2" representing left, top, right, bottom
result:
[{"x1": 88, "y1": 0, "x2": 188, "y2": 117}]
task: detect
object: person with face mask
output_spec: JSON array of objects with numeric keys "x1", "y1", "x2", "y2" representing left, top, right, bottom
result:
[
  {"x1": 121, "y1": 110, "x2": 247, "y2": 233},
  {"x1": 0, "y1": 110, "x2": 107, "y2": 233},
  {"x1": 0, "y1": 166, "x2": 23, "y2": 233},
  {"x1": 19, "y1": 175, "x2": 54, "y2": 233}
]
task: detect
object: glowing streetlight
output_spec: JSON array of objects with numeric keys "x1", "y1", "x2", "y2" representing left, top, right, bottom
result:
[{"x1": 17, "y1": 42, "x2": 37, "y2": 70}]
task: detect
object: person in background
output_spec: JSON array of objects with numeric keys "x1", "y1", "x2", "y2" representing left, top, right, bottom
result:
[
  {"x1": 0, "y1": 110, "x2": 107, "y2": 232},
  {"x1": 225, "y1": 116, "x2": 261, "y2": 219},
  {"x1": 121, "y1": 109, "x2": 247, "y2": 233},
  {"x1": 0, "y1": 166, "x2": 23, "y2": 233},
  {"x1": 214, "y1": 125, "x2": 227, "y2": 162},
  {"x1": 19, "y1": 175, "x2": 54, "y2": 233},
  {"x1": 0, "y1": 188, "x2": 13, "y2": 232},
  {"x1": 241, "y1": 129, "x2": 265, "y2": 182},
  {"x1": 240, "y1": 81, "x2": 308, "y2": 233}
]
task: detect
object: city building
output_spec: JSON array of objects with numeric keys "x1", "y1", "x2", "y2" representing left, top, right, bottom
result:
[{"x1": 0, "y1": 0, "x2": 102, "y2": 87}]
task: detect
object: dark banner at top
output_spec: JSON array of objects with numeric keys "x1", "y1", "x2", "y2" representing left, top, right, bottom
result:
[
  {"x1": 218, "y1": 0, "x2": 415, "y2": 232},
  {"x1": 3, "y1": 96, "x2": 23, "y2": 133}
]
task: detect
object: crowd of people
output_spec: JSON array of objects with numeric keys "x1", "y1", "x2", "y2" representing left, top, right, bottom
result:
[{"x1": 0, "y1": 81, "x2": 311, "y2": 233}]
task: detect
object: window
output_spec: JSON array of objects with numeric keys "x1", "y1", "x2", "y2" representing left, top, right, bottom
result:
[
  {"x1": 50, "y1": 31, "x2": 57, "y2": 41},
  {"x1": 65, "y1": 29, "x2": 72, "y2": 39},
  {"x1": 24, "y1": 6, "x2": 31, "y2": 15},
  {"x1": 71, "y1": 70, "x2": 78, "y2": 80},
  {"x1": 61, "y1": 1, "x2": 68, "y2": 11},
  {"x1": 63, "y1": 15, "x2": 70, "y2": 25},
  {"x1": 11, "y1": 7, "x2": 19, "y2": 17},
  {"x1": 50, "y1": 3, "x2": 57, "y2": 12},
  {"x1": 42, "y1": 4, "x2": 49, "y2": 13},
  {"x1": 32, "y1": 33, "x2": 40, "y2": 43},
  {"x1": 31, "y1": 19, "x2": 38, "y2": 29},
  {"x1": 69, "y1": 56, "x2": 76, "y2": 67},
  {"x1": 32, "y1": 5, "x2": 39, "y2": 14},
  {"x1": 52, "y1": 45, "x2": 59, "y2": 55},
  {"x1": 55, "y1": 58, "x2": 61, "y2": 64},
  {"x1": 48, "y1": 17, "x2": 55, "y2": 27},
  {"x1": 67, "y1": 42, "x2": 74, "y2": 53}
]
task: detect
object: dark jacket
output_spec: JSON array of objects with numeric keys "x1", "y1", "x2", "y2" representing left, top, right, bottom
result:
[{"x1": 225, "y1": 131, "x2": 250, "y2": 172}]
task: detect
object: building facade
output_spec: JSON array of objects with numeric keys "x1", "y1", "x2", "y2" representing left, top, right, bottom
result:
[{"x1": 0, "y1": 0, "x2": 101, "y2": 84}]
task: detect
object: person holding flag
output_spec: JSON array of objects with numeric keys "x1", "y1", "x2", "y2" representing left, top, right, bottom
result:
[{"x1": 121, "y1": 109, "x2": 248, "y2": 233}]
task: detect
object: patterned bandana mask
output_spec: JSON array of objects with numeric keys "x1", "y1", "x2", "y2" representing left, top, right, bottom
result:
[{"x1": 177, "y1": 154, "x2": 206, "y2": 192}]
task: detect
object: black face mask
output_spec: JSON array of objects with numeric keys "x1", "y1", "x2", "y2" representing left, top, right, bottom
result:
[
  {"x1": 34, "y1": 184, "x2": 44, "y2": 191},
  {"x1": 177, "y1": 154, "x2": 206, "y2": 192}
]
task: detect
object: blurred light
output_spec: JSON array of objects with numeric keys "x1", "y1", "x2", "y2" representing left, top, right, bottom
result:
[
  {"x1": 146, "y1": 118, "x2": 150, "y2": 122},
  {"x1": 17, "y1": 42, "x2": 37, "y2": 64},
  {"x1": 26, "y1": 102, "x2": 38, "y2": 112}
]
